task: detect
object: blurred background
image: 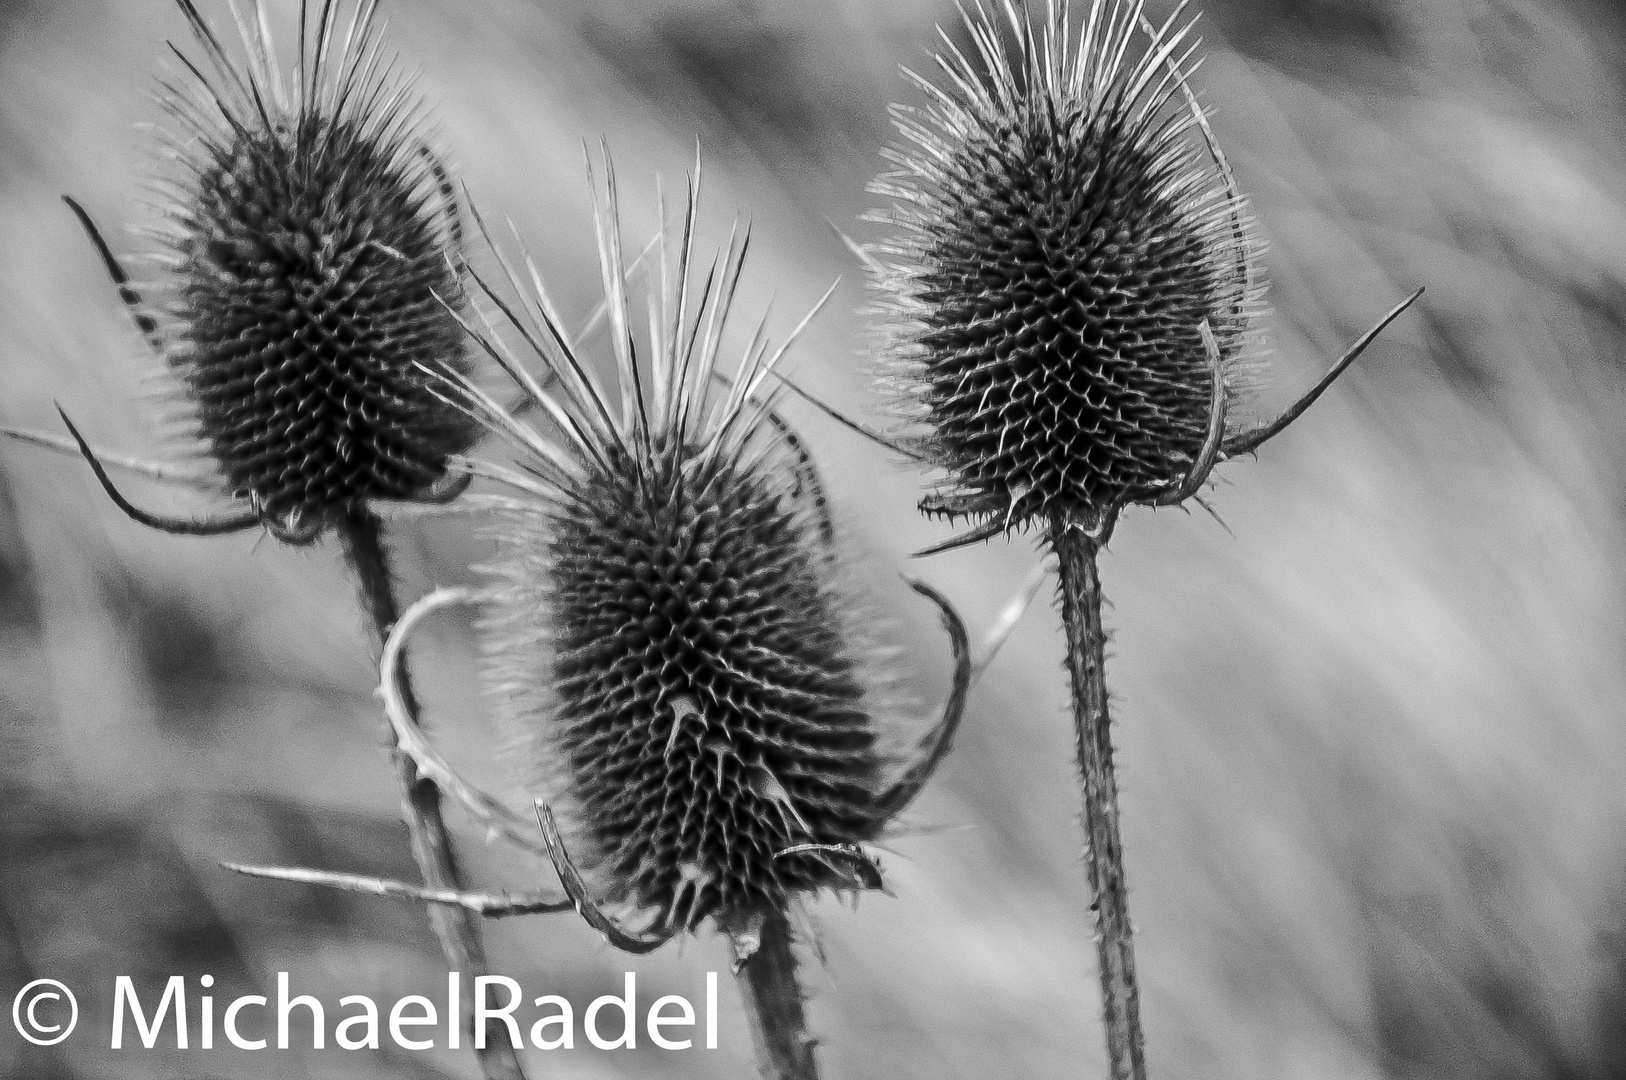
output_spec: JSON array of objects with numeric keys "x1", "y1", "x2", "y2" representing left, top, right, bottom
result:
[{"x1": 4, "y1": 0, "x2": 1626, "y2": 1076}]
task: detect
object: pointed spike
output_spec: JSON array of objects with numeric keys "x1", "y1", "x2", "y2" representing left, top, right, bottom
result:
[
  {"x1": 765, "y1": 368, "x2": 927, "y2": 461},
  {"x1": 1152, "y1": 318, "x2": 1226, "y2": 506},
  {"x1": 56, "y1": 406, "x2": 259, "y2": 537},
  {"x1": 535, "y1": 803, "x2": 672, "y2": 955},
  {"x1": 0, "y1": 425, "x2": 220, "y2": 492},
  {"x1": 876, "y1": 577, "x2": 972, "y2": 817},
  {"x1": 62, "y1": 195, "x2": 162, "y2": 343},
  {"x1": 759, "y1": 408, "x2": 836, "y2": 550},
  {"x1": 824, "y1": 216, "x2": 888, "y2": 277},
  {"x1": 772, "y1": 843, "x2": 884, "y2": 892},
  {"x1": 1225, "y1": 287, "x2": 1424, "y2": 456},
  {"x1": 219, "y1": 862, "x2": 571, "y2": 917},
  {"x1": 416, "y1": 144, "x2": 462, "y2": 251},
  {"x1": 1192, "y1": 492, "x2": 1234, "y2": 537},
  {"x1": 912, "y1": 516, "x2": 1007, "y2": 558},
  {"x1": 973, "y1": 558, "x2": 1048, "y2": 678}
]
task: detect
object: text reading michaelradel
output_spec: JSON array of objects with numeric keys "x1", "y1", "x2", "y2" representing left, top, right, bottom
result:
[{"x1": 110, "y1": 972, "x2": 720, "y2": 1051}]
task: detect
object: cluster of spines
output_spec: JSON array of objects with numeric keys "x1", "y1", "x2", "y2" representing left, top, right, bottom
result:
[
  {"x1": 450, "y1": 154, "x2": 888, "y2": 931},
  {"x1": 506, "y1": 439, "x2": 879, "y2": 930},
  {"x1": 871, "y1": 0, "x2": 1265, "y2": 533},
  {"x1": 153, "y1": 0, "x2": 473, "y2": 537}
]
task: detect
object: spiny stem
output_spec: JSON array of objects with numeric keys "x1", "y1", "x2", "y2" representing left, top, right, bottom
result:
[
  {"x1": 731, "y1": 908, "x2": 820, "y2": 1080},
  {"x1": 338, "y1": 507, "x2": 528, "y2": 1080},
  {"x1": 1050, "y1": 512, "x2": 1146, "y2": 1080}
]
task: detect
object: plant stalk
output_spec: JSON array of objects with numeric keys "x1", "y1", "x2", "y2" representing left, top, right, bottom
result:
[
  {"x1": 339, "y1": 507, "x2": 527, "y2": 1080},
  {"x1": 1050, "y1": 512, "x2": 1147, "y2": 1080},
  {"x1": 732, "y1": 907, "x2": 820, "y2": 1080}
]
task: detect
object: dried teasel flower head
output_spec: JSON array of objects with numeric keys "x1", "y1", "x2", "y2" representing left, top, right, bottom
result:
[
  {"x1": 871, "y1": 0, "x2": 1265, "y2": 544},
  {"x1": 113, "y1": 0, "x2": 475, "y2": 542},
  {"x1": 445, "y1": 152, "x2": 968, "y2": 943}
]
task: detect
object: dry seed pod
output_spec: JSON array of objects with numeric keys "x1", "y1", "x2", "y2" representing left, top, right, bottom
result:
[
  {"x1": 871, "y1": 0, "x2": 1263, "y2": 541},
  {"x1": 533, "y1": 435, "x2": 879, "y2": 931},
  {"x1": 49, "y1": 7, "x2": 526, "y2": 1074},
  {"x1": 872, "y1": 2, "x2": 1229, "y2": 1071},
  {"x1": 444, "y1": 152, "x2": 968, "y2": 941},
  {"x1": 866, "y1": 4, "x2": 1420, "y2": 1078},
  {"x1": 69, "y1": 0, "x2": 474, "y2": 542}
]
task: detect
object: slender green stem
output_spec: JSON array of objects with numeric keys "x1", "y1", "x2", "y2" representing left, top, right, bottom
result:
[
  {"x1": 339, "y1": 507, "x2": 528, "y2": 1080},
  {"x1": 730, "y1": 907, "x2": 820, "y2": 1080},
  {"x1": 1050, "y1": 512, "x2": 1147, "y2": 1080}
]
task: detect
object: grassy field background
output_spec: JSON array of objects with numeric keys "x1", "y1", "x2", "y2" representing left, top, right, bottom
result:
[{"x1": 4, "y1": 0, "x2": 1626, "y2": 1076}]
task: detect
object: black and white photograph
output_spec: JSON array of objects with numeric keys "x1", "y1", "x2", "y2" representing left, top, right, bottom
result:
[{"x1": 0, "y1": 0, "x2": 1620, "y2": 1077}]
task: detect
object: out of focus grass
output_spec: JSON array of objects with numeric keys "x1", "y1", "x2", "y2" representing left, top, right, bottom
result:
[{"x1": 4, "y1": 0, "x2": 1626, "y2": 1077}]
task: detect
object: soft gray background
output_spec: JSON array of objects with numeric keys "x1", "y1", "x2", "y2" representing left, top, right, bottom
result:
[{"x1": 3, "y1": 0, "x2": 1625, "y2": 1077}]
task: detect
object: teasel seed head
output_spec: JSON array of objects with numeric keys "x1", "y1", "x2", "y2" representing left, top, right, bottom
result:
[
  {"x1": 871, "y1": 0, "x2": 1265, "y2": 537},
  {"x1": 451, "y1": 152, "x2": 922, "y2": 936},
  {"x1": 149, "y1": 0, "x2": 473, "y2": 540}
]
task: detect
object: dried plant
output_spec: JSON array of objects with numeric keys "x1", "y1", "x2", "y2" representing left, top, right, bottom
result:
[
  {"x1": 59, "y1": 0, "x2": 475, "y2": 541},
  {"x1": 866, "y1": 0, "x2": 1421, "y2": 1075},
  {"x1": 4, "y1": 2, "x2": 523, "y2": 1075},
  {"x1": 288, "y1": 148, "x2": 978, "y2": 1080}
]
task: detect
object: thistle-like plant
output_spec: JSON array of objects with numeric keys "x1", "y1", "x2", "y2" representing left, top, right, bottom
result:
[
  {"x1": 275, "y1": 150, "x2": 981, "y2": 1080},
  {"x1": 867, "y1": 1, "x2": 1421, "y2": 1075},
  {"x1": 56, "y1": 0, "x2": 475, "y2": 542},
  {"x1": 3, "y1": 4, "x2": 522, "y2": 1076}
]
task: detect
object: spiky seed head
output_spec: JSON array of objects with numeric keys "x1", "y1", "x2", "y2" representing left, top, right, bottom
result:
[
  {"x1": 872, "y1": 0, "x2": 1265, "y2": 533},
  {"x1": 154, "y1": 0, "x2": 473, "y2": 538},
  {"x1": 461, "y1": 154, "x2": 886, "y2": 933}
]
